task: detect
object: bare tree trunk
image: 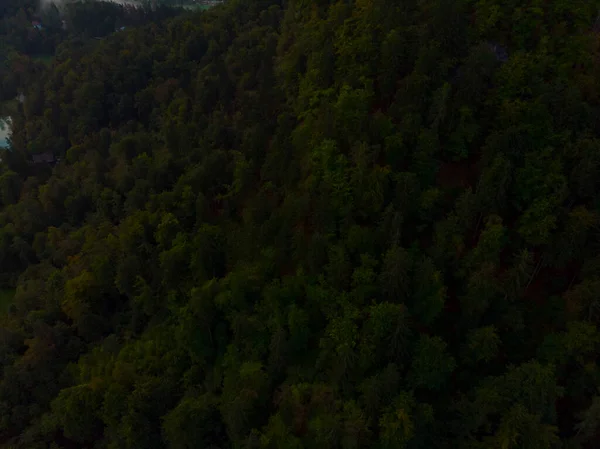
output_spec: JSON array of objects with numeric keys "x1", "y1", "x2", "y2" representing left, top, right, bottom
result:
[{"x1": 526, "y1": 254, "x2": 544, "y2": 290}]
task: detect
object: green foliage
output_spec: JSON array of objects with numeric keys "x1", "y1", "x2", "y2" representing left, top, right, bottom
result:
[
  {"x1": 50, "y1": 384, "x2": 103, "y2": 444},
  {"x1": 162, "y1": 394, "x2": 224, "y2": 449},
  {"x1": 0, "y1": 0, "x2": 598, "y2": 448},
  {"x1": 408, "y1": 335, "x2": 456, "y2": 391},
  {"x1": 463, "y1": 326, "x2": 502, "y2": 365}
]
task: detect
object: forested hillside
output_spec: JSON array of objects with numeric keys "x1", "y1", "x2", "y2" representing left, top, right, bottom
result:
[
  {"x1": 0, "y1": 0, "x2": 179, "y2": 105},
  {"x1": 2, "y1": 0, "x2": 600, "y2": 448}
]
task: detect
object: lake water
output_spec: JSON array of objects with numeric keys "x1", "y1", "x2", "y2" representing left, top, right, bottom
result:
[{"x1": 0, "y1": 117, "x2": 11, "y2": 149}]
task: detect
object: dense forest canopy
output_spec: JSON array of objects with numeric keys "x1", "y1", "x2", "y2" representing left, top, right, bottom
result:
[{"x1": 1, "y1": 0, "x2": 600, "y2": 448}]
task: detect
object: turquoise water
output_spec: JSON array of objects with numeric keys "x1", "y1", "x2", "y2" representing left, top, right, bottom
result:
[{"x1": 0, "y1": 118, "x2": 11, "y2": 148}]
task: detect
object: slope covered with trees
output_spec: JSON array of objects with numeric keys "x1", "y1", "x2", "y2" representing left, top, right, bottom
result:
[
  {"x1": 0, "y1": 0, "x2": 180, "y2": 106},
  {"x1": 1, "y1": 0, "x2": 600, "y2": 448}
]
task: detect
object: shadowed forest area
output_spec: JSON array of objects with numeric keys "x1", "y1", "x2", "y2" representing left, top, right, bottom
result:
[{"x1": 1, "y1": 0, "x2": 600, "y2": 448}]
